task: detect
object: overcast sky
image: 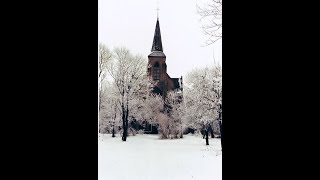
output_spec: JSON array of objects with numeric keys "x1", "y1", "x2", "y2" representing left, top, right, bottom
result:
[{"x1": 98, "y1": 0, "x2": 221, "y2": 78}]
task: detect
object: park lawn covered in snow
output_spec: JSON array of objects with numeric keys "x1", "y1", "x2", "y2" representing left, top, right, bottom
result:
[{"x1": 98, "y1": 134, "x2": 222, "y2": 180}]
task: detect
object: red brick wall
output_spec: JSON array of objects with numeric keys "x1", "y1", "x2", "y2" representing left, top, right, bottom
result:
[{"x1": 148, "y1": 56, "x2": 176, "y2": 97}]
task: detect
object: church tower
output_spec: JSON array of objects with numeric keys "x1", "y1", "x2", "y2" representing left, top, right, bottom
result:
[
  {"x1": 147, "y1": 18, "x2": 183, "y2": 98},
  {"x1": 148, "y1": 18, "x2": 168, "y2": 97},
  {"x1": 145, "y1": 16, "x2": 183, "y2": 134}
]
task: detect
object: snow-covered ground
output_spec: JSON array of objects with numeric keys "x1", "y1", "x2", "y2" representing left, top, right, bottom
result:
[{"x1": 98, "y1": 134, "x2": 222, "y2": 180}]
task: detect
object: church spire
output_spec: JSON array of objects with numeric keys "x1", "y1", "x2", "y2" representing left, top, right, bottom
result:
[{"x1": 151, "y1": 18, "x2": 163, "y2": 52}]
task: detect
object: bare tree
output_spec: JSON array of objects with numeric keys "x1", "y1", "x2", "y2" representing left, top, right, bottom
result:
[{"x1": 197, "y1": 0, "x2": 222, "y2": 45}]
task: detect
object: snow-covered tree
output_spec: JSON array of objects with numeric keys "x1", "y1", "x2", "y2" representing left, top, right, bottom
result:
[
  {"x1": 164, "y1": 91, "x2": 184, "y2": 138},
  {"x1": 184, "y1": 65, "x2": 222, "y2": 145},
  {"x1": 98, "y1": 43, "x2": 112, "y2": 112},
  {"x1": 130, "y1": 91, "x2": 163, "y2": 125},
  {"x1": 99, "y1": 81, "x2": 122, "y2": 137},
  {"x1": 125, "y1": 78, "x2": 161, "y2": 136},
  {"x1": 106, "y1": 47, "x2": 149, "y2": 141}
]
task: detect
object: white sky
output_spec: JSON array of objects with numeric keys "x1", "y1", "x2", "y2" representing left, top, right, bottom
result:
[{"x1": 98, "y1": 0, "x2": 222, "y2": 78}]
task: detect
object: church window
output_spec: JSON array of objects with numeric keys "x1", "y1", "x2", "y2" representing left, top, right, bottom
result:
[{"x1": 153, "y1": 62, "x2": 160, "y2": 80}]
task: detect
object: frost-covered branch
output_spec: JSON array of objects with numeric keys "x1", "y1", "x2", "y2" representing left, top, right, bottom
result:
[{"x1": 197, "y1": 0, "x2": 222, "y2": 45}]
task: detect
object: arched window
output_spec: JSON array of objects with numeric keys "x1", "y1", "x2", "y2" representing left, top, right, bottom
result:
[{"x1": 153, "y1": 62, "x2": 160, "y2": 80}]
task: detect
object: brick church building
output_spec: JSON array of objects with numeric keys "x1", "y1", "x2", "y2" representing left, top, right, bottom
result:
[
  {"x1": 143, "y1": 17, "x2": 183, "y2": 133},
  {"x1": 147, "y1": 18, "x2": 183, "y2": 98}
]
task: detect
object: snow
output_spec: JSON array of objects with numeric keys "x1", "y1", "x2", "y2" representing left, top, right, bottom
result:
[{"x1": 98, "y1": 134, "x2": 222, "y2": 180}]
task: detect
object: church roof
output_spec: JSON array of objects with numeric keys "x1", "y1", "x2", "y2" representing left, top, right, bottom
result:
[{"x1": 148, "y1": 51, "x2": 166, "y2": 57}]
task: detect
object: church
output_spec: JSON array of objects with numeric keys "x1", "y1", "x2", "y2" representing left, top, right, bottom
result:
[
  {"x1": 147, "y1": 17, "x2": 183, "y2": 98},
  {"x1": 144, "y1": 17, "x2": 183, "y2": 133}
]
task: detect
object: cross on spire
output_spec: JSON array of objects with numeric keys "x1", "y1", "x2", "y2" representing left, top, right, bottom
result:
[
  {"x1": 156, "y1": 1, "x2": 159, "y2": 19},
  {"x1": 157, "y1": 7, "x2": 159, "y2": 19}
]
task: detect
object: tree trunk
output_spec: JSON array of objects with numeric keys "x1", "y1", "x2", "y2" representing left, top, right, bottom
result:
[
  {"x1": 219, "y1": 120, "x2": 222, "y2": 149},
  {"x1": 205, "y1": 130, "x2": 209, "y2": 145},
  {"x1": 123, "y1": 124, "x2": 127, "y2": 141},
  {"x1": 209, "y1": 124, "x2": 214, "y2": 138},
  {"x1": 124, "y1": 99, "x2": 129, "y2": 139},
  {"x1": 122, "y1": 104, "x2": 127, "y2": 141},
  {"x1": 122, "y1": 122, "x2": 127, "y2": 141},
  {"x1": 112, "y1": 126, "x2": 115, "y2": 137},
  {"x1": 112, "y1": 111, "x2": 116, "y2": 137},
  {"x1": 121, "y1": 94, "x2": 130, "y2": 141},
  {"x1": 180, "y1": 122, "x2": 183, "y2": 138}
]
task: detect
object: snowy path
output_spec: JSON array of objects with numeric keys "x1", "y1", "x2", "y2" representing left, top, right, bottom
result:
[{"x1": 98, "y1": 134, "x2": 222, "y2": 180}]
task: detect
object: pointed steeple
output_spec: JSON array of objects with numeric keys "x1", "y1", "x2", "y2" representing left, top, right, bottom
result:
[{"x1": 151, "y1": 19, "x2": 163, "y2": 52}]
